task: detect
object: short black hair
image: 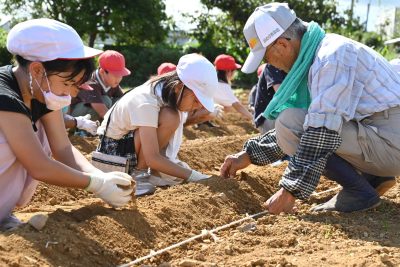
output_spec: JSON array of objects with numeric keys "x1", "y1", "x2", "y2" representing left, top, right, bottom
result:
[
  {"x1": 15, "y1": 55, "x2": 95, "y2": 85},
  {"x1": 217, "y1": 70, "x2": 228, "y2": 83}
]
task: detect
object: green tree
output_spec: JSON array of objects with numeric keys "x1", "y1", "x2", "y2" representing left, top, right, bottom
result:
[
  {"x1": 193, "y1": 0, "x2": 345, "y2": 61},
  {"x1": 2, "y1": 0, "x2": 169, "y2": 47},
  {"x1": 0, "y1": 28, "x2": 13, "y2": 66},
  {"x1": 188, "y1": 0, "x2": 368, "y2": 86}
]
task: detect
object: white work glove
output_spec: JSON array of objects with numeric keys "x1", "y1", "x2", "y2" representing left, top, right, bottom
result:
[
  {"x1": 210, "y1": 104, "x2": 224, "y2": 119},
  {"x1": 76, "y1": 114, "x2": 99, "y2": 135},
  {"x1": 187, "y1": 170, "x2": 211, "y2": 182},
  {"x1": 86, "y1": 172, "x2": 134, "y2": 207}
]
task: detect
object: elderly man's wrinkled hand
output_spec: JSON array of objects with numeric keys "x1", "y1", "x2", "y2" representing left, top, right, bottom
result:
[
  {"x1": 263, "y1": 188, "x2": 296, "y2": 215},
  {"x1": 220, "y1": 151, "x2": 251, "y2": 179}
]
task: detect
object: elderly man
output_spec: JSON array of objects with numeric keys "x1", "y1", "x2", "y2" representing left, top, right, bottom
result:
[{"x1": 221, "y1": 3, "x2": 400, "y2": 214}]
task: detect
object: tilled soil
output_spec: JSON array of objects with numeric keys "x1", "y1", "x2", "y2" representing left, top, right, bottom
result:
[{"x1": 1, "y1": 93, "x2": 400, "y2": 267}]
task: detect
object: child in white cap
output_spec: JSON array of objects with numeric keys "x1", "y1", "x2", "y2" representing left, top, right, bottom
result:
[
  {"x1": 97, "y1": 53, "x2": 217, "y2": 196},
  {"x1": 0, "y1": 18, "x2": 134, "y2": 231}
]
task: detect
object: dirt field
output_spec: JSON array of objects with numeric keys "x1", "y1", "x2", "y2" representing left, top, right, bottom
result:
[{"x1": 1, "y1": 91, "x2": 400, "y2": 267}]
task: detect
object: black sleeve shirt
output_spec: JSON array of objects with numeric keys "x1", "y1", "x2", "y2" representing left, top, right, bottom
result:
[
  {"x1": 254, "y1": 64, "x2": 286, "y2": 127},
  {"x1": 0, "y1": 65, "x2": 51, "y2": 131}
]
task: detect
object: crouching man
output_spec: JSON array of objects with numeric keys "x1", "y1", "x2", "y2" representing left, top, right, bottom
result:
[{"x1": 221, "y1": 3, "x2": 400, "y2": 214}]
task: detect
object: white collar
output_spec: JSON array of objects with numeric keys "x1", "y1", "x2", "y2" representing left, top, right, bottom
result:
[{"x1": 95, "y1": 69, "x2": 111, "y2": 91}]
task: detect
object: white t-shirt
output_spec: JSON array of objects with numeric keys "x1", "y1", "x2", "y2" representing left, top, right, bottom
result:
[
  {"x1": 97, "y1": 82, "x2": 162, "y2": 140},
  {"x1": 213, "y1": 82, "x2": 239, "y2": 107},
  {"x1": 165, "y1": 111, "x2": 187, "y2": 162}
]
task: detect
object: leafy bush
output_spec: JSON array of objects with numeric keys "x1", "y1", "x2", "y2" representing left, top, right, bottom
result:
[
  {"x1": 104, "y1": 44, "x2": 183, "y2": 88},
  {"x1": 104, "y1": 43, "x2": 257, "y2": 89}
]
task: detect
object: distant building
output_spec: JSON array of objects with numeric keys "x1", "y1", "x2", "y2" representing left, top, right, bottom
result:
[
  {"x1": 167, "y1": 29, "x2": 191, "y2": 46},
  {"x1": 93, "y1": 35, "x2": 115, "y2": 49},
  {"x1": 377, "y1": 7, "x2": 400, "y2": 38}
]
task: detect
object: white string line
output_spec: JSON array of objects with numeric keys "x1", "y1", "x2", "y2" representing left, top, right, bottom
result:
[
  {"x1": 117, "y1": 210, "x2": 269, "y2": 267},
  {"x1": 311, "y1": 186, "x2": 341, "y2": 196},
  {"x1": 118, "y1": 186, "x2": 340, "y2": 267}
]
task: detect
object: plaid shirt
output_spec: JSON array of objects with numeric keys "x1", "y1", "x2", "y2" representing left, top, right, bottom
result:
[{"x1": 243, "y1": 127, "x2": 341, "y2": 200}]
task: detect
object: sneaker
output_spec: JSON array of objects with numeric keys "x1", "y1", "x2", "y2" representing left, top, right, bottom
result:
[
  {"x1": 135, "y1": 179, "x2": 156, "y2": 196},
  {"x1": 0, "y1": 214, "x2": 23, "y2": 231},
  {"x1": 149, "y1": 174, "x2": 183, "y2": 186},
  {"x1": 131, "y1": 169, "x2": 156, "y2": 196},
  {"x1": 310, "y1": 189, "x2": 381, "y2": 213}
]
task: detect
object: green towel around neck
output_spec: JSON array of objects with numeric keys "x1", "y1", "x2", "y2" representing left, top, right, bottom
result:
[{"x1": 263, "y1": 22, "x2": 325, "y2": 120}]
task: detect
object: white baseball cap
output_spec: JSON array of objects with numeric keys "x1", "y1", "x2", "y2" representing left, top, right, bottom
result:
[
  {"x1": 7, "y1": 18, "x2": 102, "y2": 62},
  {"x1": 177, "y1": 53, "x2": 217, "y2": 112},
  {"x1": 242, "y1": 3, "x2": 296, "y2": 73}
]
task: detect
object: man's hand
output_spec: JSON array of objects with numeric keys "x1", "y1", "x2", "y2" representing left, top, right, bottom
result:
[
  {"x1": 220, "y1": 151, "x2": 251, "y2": 178},
  {"x1": 264, "y1": 188, "x2": 296, "y2": 214}
]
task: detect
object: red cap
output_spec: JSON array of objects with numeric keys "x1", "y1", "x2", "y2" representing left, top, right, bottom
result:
[
  {"x1": 157, "y1": 62, "x2": 176, "y2": 75},
  {"x1": 214, "y1": 54, "x2": 241, "y2": 71},
  {"x1": 98, "y1": 50, "x2": 131, "y2": 76},
  {"x1": 257, "y1": 63, "x2": 267, "y2": 77}
]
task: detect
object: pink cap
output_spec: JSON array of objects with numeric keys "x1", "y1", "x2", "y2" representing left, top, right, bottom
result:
[
  {"x1": 214, "y1": 54, "x2": 241, "y2": 71},
  {"x1": 99, "y1": 50, "x2": 131, "y2": 76},
  {"x1": 157, "y1": 62, "x2": 177, "y2": 75}
]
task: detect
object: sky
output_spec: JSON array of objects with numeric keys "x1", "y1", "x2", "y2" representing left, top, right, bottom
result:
[
  {"x1": 2, "y1": 1, "x2": 398, "y2": 33},
  {"x1": 164, "y1": 0, "x2": 400, "y2": 32}
]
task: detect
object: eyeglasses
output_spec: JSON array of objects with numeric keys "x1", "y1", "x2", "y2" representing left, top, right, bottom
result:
[{"x1": 264, "y1": 37, "x2": 291, "y2": 63}]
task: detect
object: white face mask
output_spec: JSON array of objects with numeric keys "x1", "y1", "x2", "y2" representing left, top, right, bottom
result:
[{"x1": 33, "y1": 70, "x2": 71, "y2": 110}]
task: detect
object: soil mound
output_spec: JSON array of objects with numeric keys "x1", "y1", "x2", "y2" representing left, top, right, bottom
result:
[{"x1": 1, "y1": 93, "x2": 400, "y2": 267}]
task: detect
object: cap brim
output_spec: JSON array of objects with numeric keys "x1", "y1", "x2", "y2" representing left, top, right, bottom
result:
[
  {"x1": 191, "y1": 88, "x2": 214, "y2": 112},
  {"x1": 83, "y1": 46, "x2": 103, "y2": 58},
  {"x1": 58, "y1": 46, "x2": 103, "y2": 60},
  {"x1": 241, "y1": 48, "x2": 266, "y2": 74},
  {"x1": 108, "y1": 68, "x2": 131, "y2": 77}
]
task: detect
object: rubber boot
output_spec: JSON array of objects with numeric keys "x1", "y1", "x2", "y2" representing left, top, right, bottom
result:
[
  {"x1": 311, "y1": 154, "x2": 380, "y2": 212},
  {"x1": 362, "y1": 173, "x2": 396, "y2": 196}
]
